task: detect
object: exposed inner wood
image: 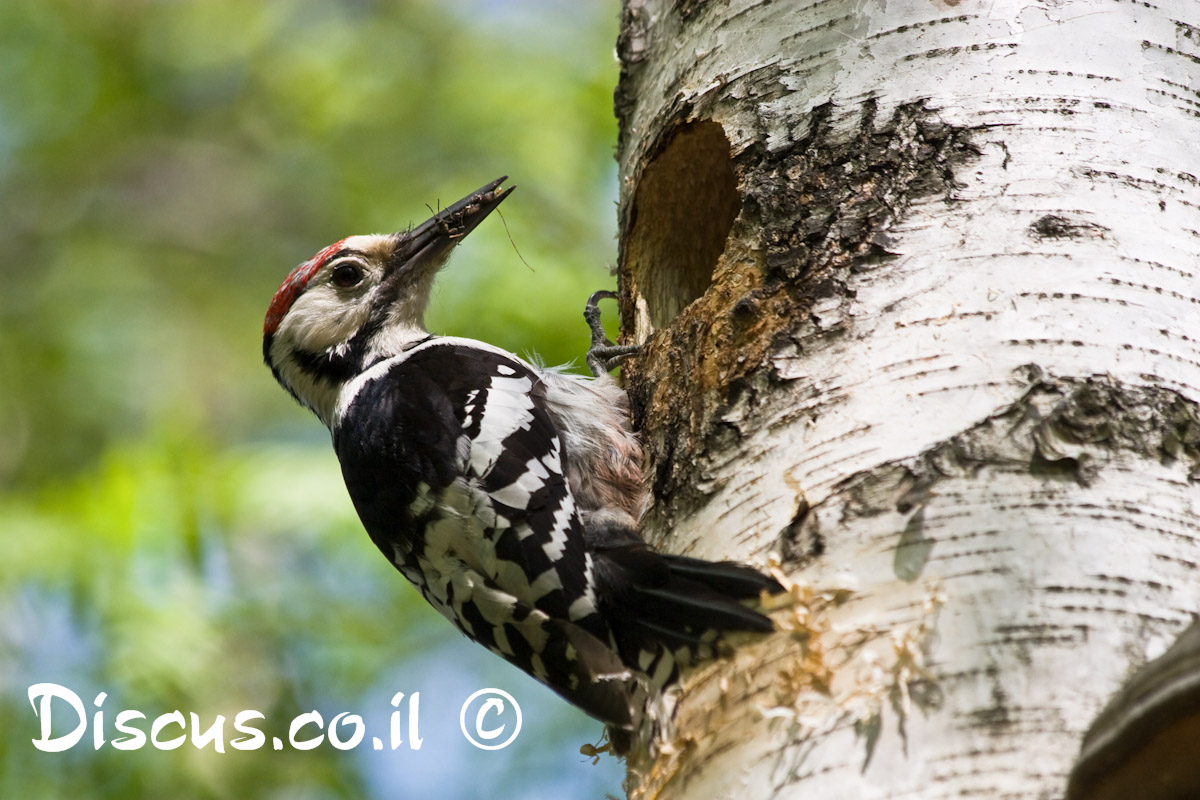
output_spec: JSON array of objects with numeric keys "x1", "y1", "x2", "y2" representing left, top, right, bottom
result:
[{"x1": 625, "y1": 121, "x2": 740, "y2": 330}]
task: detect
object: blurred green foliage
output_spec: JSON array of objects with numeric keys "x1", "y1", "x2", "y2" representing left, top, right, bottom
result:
[{"x1": 0, "y1": 0, "x2": 625, "y2": 797}]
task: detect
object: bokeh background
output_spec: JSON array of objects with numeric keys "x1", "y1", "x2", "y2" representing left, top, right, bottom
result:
[{"x1": 0, "y1": 1, "x2": 626, "y2": 797}]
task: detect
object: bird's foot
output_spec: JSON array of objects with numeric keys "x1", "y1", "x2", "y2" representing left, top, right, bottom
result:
[{"x1": 584, "y1": 290, "x2": 640, "y2": 376}]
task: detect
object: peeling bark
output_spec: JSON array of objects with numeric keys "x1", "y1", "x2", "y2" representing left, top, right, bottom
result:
[{"x1": 613, "y1": 0, "x2": 1200, "y2": 797}]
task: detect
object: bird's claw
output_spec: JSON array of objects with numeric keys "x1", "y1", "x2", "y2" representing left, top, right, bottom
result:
[{"x1": 584, "y1": 290, "x2": 640, "y2": 376}]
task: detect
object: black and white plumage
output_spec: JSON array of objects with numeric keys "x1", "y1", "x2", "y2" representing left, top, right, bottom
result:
[{"x1": 262, "y1": 178, "x2": 780, "y2": 747}]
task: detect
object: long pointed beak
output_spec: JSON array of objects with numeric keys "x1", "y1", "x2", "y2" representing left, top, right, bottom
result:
[{"x1": 389, "y1": 176, "x2": 515, "y2": 273}]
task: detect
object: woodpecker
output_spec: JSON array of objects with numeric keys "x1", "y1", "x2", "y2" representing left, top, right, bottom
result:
[{"x1": 262, "y1": 177, "x2": 780, "y2": 748}]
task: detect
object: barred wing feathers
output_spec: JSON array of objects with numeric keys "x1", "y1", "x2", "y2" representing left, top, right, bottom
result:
[{"x1": 333, "y1": 342, "x2": 635, "y2": 728}]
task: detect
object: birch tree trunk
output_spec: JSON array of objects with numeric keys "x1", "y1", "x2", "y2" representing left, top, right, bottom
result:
[{"x1": 611, "y1": 1, "x2": 1200, "y2": 797}]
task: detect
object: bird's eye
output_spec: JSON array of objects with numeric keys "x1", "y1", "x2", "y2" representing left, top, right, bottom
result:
[{"x1": 330, "y1": 262, "x2": 364, "y2": 288}]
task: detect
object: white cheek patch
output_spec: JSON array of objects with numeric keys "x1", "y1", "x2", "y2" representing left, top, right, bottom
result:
[{"x1": 280, "y1": 285, "x2": 374, "y2": 354}]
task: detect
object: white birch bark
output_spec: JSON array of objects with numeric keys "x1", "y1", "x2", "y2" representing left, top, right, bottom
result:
[{"x1": 612, "y1": 0, "x2": 1200, "y2": 797}]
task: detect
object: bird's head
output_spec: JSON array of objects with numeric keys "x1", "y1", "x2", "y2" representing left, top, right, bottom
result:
[{"x1": 263, "y1": 177, "x2": 514, "y2": 426}]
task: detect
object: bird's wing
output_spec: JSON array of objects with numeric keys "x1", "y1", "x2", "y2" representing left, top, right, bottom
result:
[
  {"x1": 333, "y1": 339, "x2": 609, "y2": 637},
  {"x1": 333, "y1": 341, "x2": 638, "y2": 728}
]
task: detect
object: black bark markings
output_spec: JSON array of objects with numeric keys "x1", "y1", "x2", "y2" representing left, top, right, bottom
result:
[
  {"x1": 778, "y1": 368, "x2": 1200, "y2": 568},
  {"x1": 626, "y1": 100, "x2": 987, "y2": 528}
]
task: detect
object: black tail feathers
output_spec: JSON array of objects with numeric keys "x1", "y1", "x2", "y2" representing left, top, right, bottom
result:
[
  {"x1": 587, "y1": 526, "x2": 783, "y2": 685},
  {"x1": 660, "y1": 553, "x2": 783, "y2": 628}
]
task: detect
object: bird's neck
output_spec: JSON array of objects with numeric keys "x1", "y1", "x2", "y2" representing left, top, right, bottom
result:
[{"x1": 275, "y1": 321, "x2": 433, "y2": 429}]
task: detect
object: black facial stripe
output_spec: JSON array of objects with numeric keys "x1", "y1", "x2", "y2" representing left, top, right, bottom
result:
[
  {"x1": 263, "y1": 332, "x2": 276, "y2": 367},
  {"x1": 289, "y1": 346, "x2": 364, "y2": 385}
]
